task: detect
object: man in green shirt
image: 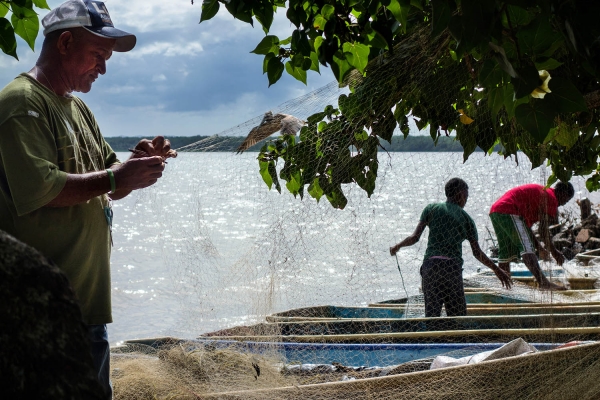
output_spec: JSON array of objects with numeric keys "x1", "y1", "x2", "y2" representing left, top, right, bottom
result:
[
  {"x1": 390, "y1": 178, "x2": 512, "y2": 317},
  {"x1": 0, "y1": 1, "x2": 175, "y2": 398}
]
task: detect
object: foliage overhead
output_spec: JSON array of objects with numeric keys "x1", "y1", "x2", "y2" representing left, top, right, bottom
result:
[
  {"x1": 220, "y1": 1, "x2": 600, "y2": 207},
  {"x1": 0, "y1": 0, "x2": 49, "y2": 59}
]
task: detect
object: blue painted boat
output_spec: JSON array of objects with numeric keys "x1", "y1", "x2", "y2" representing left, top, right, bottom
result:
[
  {"x1": 122, "y1": 337, "x2": 557, "y2": 368},
  {"x1": 375, "y1": 291, "x2": 532, "y2": 306},
  {"x1": 196, "y1": 341, "x2": 600, "y2": 399}
]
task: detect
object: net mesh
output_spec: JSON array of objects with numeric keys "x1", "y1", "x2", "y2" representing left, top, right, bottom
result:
[{"x1": 109, "y1": 28, "x2": 600, "y2": 399}]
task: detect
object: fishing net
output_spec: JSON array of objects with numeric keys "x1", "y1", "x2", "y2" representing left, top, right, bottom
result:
[{"x1": 108, "y1": 26, "x2": 600, "y2": 400}]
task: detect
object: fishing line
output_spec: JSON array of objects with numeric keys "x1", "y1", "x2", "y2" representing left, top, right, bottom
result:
[{"x1": 394, "y1": 253, "x2": 409, "y2": 300}]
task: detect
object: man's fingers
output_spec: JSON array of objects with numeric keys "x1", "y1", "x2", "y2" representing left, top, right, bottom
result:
[
  {"x1": 152, "y1": 136, "x2": 165, "y2": 152},
  {"x1": 166, "y1": 149, "x2": 178, "y2": 158}
]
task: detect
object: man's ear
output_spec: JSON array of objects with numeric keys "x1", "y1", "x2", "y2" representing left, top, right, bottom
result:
[{"x1": 56, "y1": 31, "x2": 75, "y2": 55}]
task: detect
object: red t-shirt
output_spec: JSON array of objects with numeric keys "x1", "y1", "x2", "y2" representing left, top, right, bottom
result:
[{"x1": 489, "y1": 184, "x2": 558, "y2": 227}]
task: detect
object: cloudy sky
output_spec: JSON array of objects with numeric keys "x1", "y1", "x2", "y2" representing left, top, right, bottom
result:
[{"x1": 0, "y1": 0, "x2": 336, "y2": 137}]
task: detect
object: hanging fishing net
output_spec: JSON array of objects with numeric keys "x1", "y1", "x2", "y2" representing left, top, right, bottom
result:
[{"x1": 107, "y1": 25, "x2": 600, "y2": 400}]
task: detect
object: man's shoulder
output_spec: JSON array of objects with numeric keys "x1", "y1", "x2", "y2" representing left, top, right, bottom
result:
[
  {"x1": 0, "y1": 74, "x2": 31, "y2": 101},
  {"x1": 0, "y1": 74, "x2": 49, "y2": 118}
]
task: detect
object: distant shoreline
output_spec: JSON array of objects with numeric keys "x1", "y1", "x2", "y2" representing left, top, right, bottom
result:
[{"x1": 106, "y1": 135, "x2": 491, "y2": 153}]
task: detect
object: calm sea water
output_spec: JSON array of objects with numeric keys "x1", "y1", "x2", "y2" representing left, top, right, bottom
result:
[{"x1": 108, "y1": 151, "x2": 598, "y2": 344}]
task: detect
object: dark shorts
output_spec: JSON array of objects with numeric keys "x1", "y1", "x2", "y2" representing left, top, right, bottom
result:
[{"x1": 420, "y1": 258, "x2": 466, "y2": 317}]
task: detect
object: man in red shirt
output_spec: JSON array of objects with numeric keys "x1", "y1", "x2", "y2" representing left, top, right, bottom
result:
[{"x1": 489, "y1": 182, "x2": 574, "y2": 290}]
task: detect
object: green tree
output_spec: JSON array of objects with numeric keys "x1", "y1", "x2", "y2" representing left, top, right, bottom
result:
[
  {"x1": 1, "y1": 0, "x2": 50, "y2": 59},
  {"x1": 200, "y1": 0, "x2": 600, "y2": 208}
]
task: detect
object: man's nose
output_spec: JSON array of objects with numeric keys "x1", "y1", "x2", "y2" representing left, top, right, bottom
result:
[{"x1": 98, "y1": 59, "x2": 106, "y2": 75}]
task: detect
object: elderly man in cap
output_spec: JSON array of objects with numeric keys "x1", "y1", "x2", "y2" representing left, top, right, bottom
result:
[{"x1": 0, "y1": 1, "x2": 174, "y2": 397}]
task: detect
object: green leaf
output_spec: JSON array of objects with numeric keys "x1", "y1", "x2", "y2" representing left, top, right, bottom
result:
[
  {"x1": 308, "y1": 177, "x2": 324, "y2": 201},
  {"x1": 285, "y1": 61, "x2": 307, "y2": 84},
  {"x1": 309, "y1": 51, "x2": 320, "y2": 72},
  {"x1": 285, "y1": 169, "x2": 303, "y2": 196},
  {"x1": 546, "y1": 173, "x2": 558, "y2": 188},
  {"x1": 291, "y1": 29, "x2": 311, "y2": 56},
  {"x1": 200, "y1": 0, "x2": 220, "y2": 23},
  {"x1": 267, "y1": 56, "x2": 285, "y2": 86},
  {"x1": 515, "y1": 101, "x2": 556, "y2": 143},
  {"x1": 534, "y1": 58, "x2": 563, "y2": 71},
  {"x1": 430, "y1": 122, "x2": 438, "y2": 141},
  {"x1": 32, "y1": 0, "x2": 50, "y2": 9},
  {"x1": 503, "y1": 83, "x2": 528, "y2": 118},
  {"x1": 263, "y1": 53, "x2": 274, "y2": 74},
  {"x1": 268, "y1": 161, "x2": 281, "y2": 193},
  {"x1": 365, "y1": 27, "x2": 388, "y2": 49},
  {"x1": 325, "y1": 186, "x2": 348, "y2": 209},
  {"x1": 503, "y1": 5, "x2": 532, "y2": 27},
  {"x1": 313, "y1": 15, "x2": 327, "y2": 30},
  {"x1": 331, "y1": 54, "x2": 352, "y2": 83},
  {"x1": 430, "y1": 0, "x2": 453, "y2": 37},
  {"x1": 488, "y1": 42, "x2": 517, "y2": 78},
  {"x1": 519, "y1": 18, "x2": 563, "y2": 57},
  {"x1": 342, "y1": 42, "x2": 369, "y2": 73},
  {"x1": 387, "y1": 0, "x2": 409, "y2": 28},
  {"x1": 0, "y1": 3, "x2": 9, "y2": 18},
  {"x1": 224, "y1": 0, "x2": 253, "y2": 25},
  {"x1": 372, "y1": 111, "x2": 396, "y2": 143},
  {"x1": 488, "y1": 86, "x2": 505, "y2": 119},
  {"x1": 0, "y1": 17, "x2": 17, "y2": 59},
  {"x1": 321, "y1": 4, "x2": 335, "y2": 20},
  {"x1": 479, "y1": 59, "x2": 504, "y2": 88},
  {"x1": 552, "y1": 122, "x2": 579, "y2": 150},
  {"x1": 251, "y1": 35, "x2": 279, "y2": 55},
  {"x1": 254, "y1": 4, "x2": 274, "y2": 32},
  {"x1": 545, "y1": 77, "x2": 587, "y2": 113},
  {"x1": 259, "y1": 161, "x2": 273, "y2": 189},
  {"x1": 354, "y1": 130, "x2": 369, "y2": 141},
  {"x1": 586, "y1": 174, "x2": 600, "y2": 192},
  {"x1": 512, "y1": 65, "x2": 539, "y2": 98},
  {"x1": 301, "y1": 56, "x2": 312, "y2": 71},
  {"x1": 11, "y1": 5, "x2": 38, "y2": 51}
]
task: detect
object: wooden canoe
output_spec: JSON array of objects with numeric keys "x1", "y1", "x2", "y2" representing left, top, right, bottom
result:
[{"x1": 198, "y1": 341, "x2": 600, "y2": 399}]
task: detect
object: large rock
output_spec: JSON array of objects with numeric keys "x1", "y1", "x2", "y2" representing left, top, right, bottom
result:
[
  {"x1": 553, "y1": 238, "x2": 574, "y2": 250},
  {"x1": 585, "y1": 237, "x2": 600, "y2": 250},
  {"x1": 0, "y1": 230, "x2": 103, "y2": 400},
  {"x1": 582, "y1": 214, "x2": 599, "y2": 233}
]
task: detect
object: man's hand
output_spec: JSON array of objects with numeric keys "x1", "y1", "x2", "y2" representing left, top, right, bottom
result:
[
  {"x1": 132, "y1": 136, "x2": 177, "y2": 159},
  {"x1": 492, "y1": 267, "x2": 513, "y2": 289},
  {"x1": 551, "y1": 248, "x2": 565, "y2": 266},
  {"x1": 538, "y1": 246, "x2": 551, "y2": 262},
  {"x1": 390, "y1": 245, "x2": 400, "y2": 256},
  {"x1": 112, "y1": 156, "x2": 165, "y2": 191}
]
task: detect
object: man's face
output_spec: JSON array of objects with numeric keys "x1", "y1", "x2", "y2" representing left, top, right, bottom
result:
[
  {"x1": 557, "y1": 193, "x2": 573, "y2": 206},
  {"x1": 61, "y1": 30, "x2": 116, "y2": 93},
  {"x1": 458, "y1": 189, "x2": 469, "y2": 208}
]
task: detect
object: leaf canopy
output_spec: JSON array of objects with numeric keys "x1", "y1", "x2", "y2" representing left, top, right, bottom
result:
[{"x1": 198, "y1": 0, "x2": 600, "y2": 207}]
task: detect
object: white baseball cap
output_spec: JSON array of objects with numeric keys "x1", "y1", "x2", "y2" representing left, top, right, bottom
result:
[{"x1": 42, "y1": 0, "x2": 136, "y2": 52}]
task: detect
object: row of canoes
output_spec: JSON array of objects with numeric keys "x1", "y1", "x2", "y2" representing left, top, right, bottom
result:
[{"x1": 119, "y1": 285, "x2": 600, "y2": 398}]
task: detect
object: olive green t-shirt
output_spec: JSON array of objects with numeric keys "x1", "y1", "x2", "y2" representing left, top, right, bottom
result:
[
  {"x1": 420, "y1": 202, "x2": 478, "y2": 264},
  {"x1": 0, "y1": 74, "x2": 119, "y2": 324}
]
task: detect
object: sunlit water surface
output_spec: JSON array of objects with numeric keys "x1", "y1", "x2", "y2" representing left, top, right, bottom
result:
[{"x1": 109, "y1": 151, "x2": 598, "y2": 344}]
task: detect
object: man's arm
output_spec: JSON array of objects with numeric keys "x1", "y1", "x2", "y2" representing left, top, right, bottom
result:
[
  {"x1": 390, "y1": 221, "x2": 427, "y2": 256},
  {"x1": 469, "y1": 239, "x2": 512, "y2": 289},
  {"x1": 47, "y1": 134, "x2": 175, "y2": 207},
  {"x1": 45, "y1": 156, "x2": 165, "y2": 207},
  {"x1": 538, "y1": 213, "x2": 565, "y2": 265}
]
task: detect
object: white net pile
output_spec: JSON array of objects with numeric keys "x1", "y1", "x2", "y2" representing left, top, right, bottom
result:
[{"x1": 108, "y1": 29, "x2": 600, "y2": 400}]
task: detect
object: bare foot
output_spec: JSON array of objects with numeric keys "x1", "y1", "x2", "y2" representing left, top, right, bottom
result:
[{"x1": 538, "y1": 282, "x2": 567, "y2": 291}]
